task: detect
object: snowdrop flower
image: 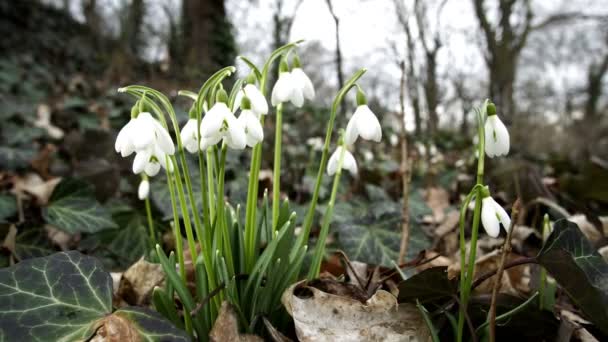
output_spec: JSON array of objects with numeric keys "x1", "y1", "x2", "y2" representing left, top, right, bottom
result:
[
  {"x1": 132, "y1": 143, "x2": 173, "y2": 176},
  {"x1": 345, "y1": 89, "x2": 382, "y2": 145},
  {"x1": 115, "y1": 112, "x2": 175, "y2": 157},
  {"x1": 234, "y1": 81, "x2": 268, "y2": 116},
  {"x1": 484, "y1": 103, "x2": 509, "y2": 157},
  {"x1": 271, "y1": 58, "x2": 304, "y2": 107},
  {"x1": 237, "y1": 97, "x2": 264, "y2": 147},
  {"x1": 138, "y1": 179, "x2": 150, "y2": 200},
  {"x1": 180, "y1": 118, "x2": 199, "y2": 154},
  {"x1": 290, "y1": 55, "x2": 315, "y2": 101},
  {"x1": 327, "y1": 145, "x2": 357, "y2": 176},
  {"x1": 480, "y1": 187, "x2": 511, "y2": 238},
  {"x1": 199, "y1": 90, "x2": 246, "y2": 150}
]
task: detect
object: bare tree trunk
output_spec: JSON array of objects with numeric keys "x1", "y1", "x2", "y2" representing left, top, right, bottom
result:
[
  {"x1": 83, "y1": 0, "x2": 101, "y2": 47},
  {"x1": 414, "y1": 0, "x2": 444, "y2": 137},
  {"x1": 584, "y1": 49, "x2": 608, "y2": 119},
  {"x1": 178, "y1": 0, "x2": 236, "y2": 78},
  {"x1": 122, "y1": 0, "x2": 145, "y2": 56},
  {"x1": 325, "y1": 0, "x2": 345, "y2": 107},
  {"x1": 270, "y1": 0, "x2": 303, "y2": 87},
  {"x1": 394, "y1": 0, "x2": 423, "y2": 137},
  {"x1": 472, "y1": 0, "x2": 602, "y2": 120}
]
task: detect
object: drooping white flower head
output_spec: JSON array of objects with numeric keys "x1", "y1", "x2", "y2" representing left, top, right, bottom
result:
[
  {"x1": 180, "y1": 118, "x2": 199, "y2": 154},
  {"x1": 271, "y1": 58, "x2": 305, "y2": 107},
  {"x1": 344, "y1": 89, "x2": 382, "y2": 145},
  {"x1": 480, "y1": 187, "x2": 511, "y2": 238},
  {"x1": 115, "y1": 111, "x2": 175, "y2": 157},
  {"x1": 132, "y1": 143, "x2": 174, "y2": 176},
  {"x1": 199, "y1": 90, "x2": 246, "y2": 150},
  {"x1": 327, "y1": 145, "x2": 358, "y2": 176},
  {"x1": 138, "y1": 179, "x2": 150, "y2": 200},
  {"x1": 237, "y1": 96, "x2": 264, "y2": 148},
  {"x1": 234, "y1": 81, "x2": 268, "y2": 116},
  {"x1": 484, "y1": 103, "x2": 509, "y2": 158}
]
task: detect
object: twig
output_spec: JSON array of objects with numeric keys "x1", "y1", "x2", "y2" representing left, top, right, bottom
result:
[
  {"x1": 470, "y1": 256, "x2": 538, "y2": 291},
  {"x1": 488, "y1": 199, "x2": 522, "y2": 342},
  {"x1": 397, "y1": 58, "x2": 412, "y2": 264},
  {"x1": 451, "y1": 294, "x2": 478, "y2": 342}
]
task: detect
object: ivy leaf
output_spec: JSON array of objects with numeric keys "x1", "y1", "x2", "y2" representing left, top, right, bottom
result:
[
  {"x1": 397, "y1": 267, "x2": 457, "y2": 304},
  {"x1": 537, "y1": 219, "x2": 608, "y2": 334},
  {"x1": 0, "y1": 193, "x2": 17, "y2": 222},
  {"x1": 334, "y1": 212, "x2": 430, "y2": 267},
  {"x1": 13, "y1": 228, "x2": 55, "y2": 260},
  {"x1": 0, "y1": 146, "x2": 36, "y2": 171},
  {"x1": 42, "y1": 178, "x2": 117, "y2": 233},
  {"x1": 0, "y1": 251, "x2": 112, "y2": 341}
]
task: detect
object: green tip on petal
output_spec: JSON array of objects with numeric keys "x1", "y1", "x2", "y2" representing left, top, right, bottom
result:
[
  {"x1": 188, "y1": 105, "x2": 197, "y2": 119},
  {"x1": 480, "y1": 185, "x2": 491, "y2": 199},
  {"x1": 487, "y1": 102, "x2": 497, "y2": 116},
  {"x1": 356, "y1": 87, "x2": 367, "y2": 106},
  {"x1": 279, "y1": 58, "x2": 289, "y2": 73},
  {"x1": 246, "y1": 73, "x2": 257, "y2": 85},
  {"x1": 241, "y1": 96, "x2": 252, "y2": 110},
  {"x1": 292, "y1": 54, "x2": 302, "y2": 68},
  {"x1": 216, "y1": 89, "x2": 229, "y2": 104},
  {"x1": 130, "y1": 102, "x2": 139, "y2": 118}
]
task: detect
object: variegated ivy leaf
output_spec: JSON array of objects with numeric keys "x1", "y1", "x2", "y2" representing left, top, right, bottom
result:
[
  {"x1": 42, "y1": 178, "x2": 117, "y2": 233},
  {"x1": 0, "y1": 251, "x2": 190, "y2": 342},
  {"x1": 0, "y1": 251, "x2": 112, "y2": 341}
]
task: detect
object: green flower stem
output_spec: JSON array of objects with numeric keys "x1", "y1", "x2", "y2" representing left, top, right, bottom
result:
[
  {"x1": 243, "y1": 118, "x2": 264, "y2": 272},
  {"x1": 207, "y1": 148, "x2": 216, "y2": 220},
  {"x1": 216, "y1": 144, "x2": 235, "y2": 276},
  {"x1": 295, "y1": 69, "x2": 367, "y2": 252},
  {"x1": 165, "y1": 163, "x2": 186, "y2": 283},
  {"x1": 272, "y1": 103, "x2": 284, "y2": 230},
  {"x1": 242, "y1": 42, "x2": 301, "y2": 273},
  {"x1": 307, "y1": 138, "x2": 346, "y2": 280},
  {"x1": 457, "y1": 101, "x2": 488, "y2": 342},
  {"x1": 144, "y1": 194, "x2": 156, "y2": 249}
]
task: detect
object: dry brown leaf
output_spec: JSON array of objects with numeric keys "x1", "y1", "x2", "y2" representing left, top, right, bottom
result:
[
  {"x1": 1, "y1": 225, "x2": 18, "y2": 265},
  {"x1": 283, "y1": 281, "x2": 430, "y2": 342},
  {"x1": 90, "y1": 312, "x2": 141, "y2": 342},
  {"x1": 425, "y1": 186, "x2": 450, "y2": 224},
  {"x1": 210, "y1": 302, "x2": 263, "y2": 342},
  {"x1": 35, "y1": 104, "x2": 64, "y2": 139},
  {"x1": 45, "y1": 224, "x2": 76, "y2": 250},
  {"x1": 11, "y1": 173, "x2": 61, "y2": 205},
  {"x1": 117, "y1": 258, "x2": 164, "y2": 306},
  {"x1": 567, "y1": 214, "x2": 608, "y2": 244}
]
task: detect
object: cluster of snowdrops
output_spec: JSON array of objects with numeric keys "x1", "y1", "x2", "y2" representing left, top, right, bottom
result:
[{"x1": 113, "y1": 41, "x2": 512, "y2": 341}]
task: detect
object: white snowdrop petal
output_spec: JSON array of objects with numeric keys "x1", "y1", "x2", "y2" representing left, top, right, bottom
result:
[
  {"x1": 132, "y1": 149, "x2": 151, "y2": 174},
  {"x1": 152, "y1": 120, "x2": 175, "y2": 155},
  {"x1": 144, "y1": 162, "x2": 161, "y2": 177},
  {"x1": 494, "y1": 117, "x2": 510, "y2": 155},
  {"x1": 495, "y1": 201, "x2": 512, "y2": 232},
  {"x1": 290, "y1": 87, "x2": 304, "y2": 108},
  {"x1": 356, "y1": 106, "x2": 382, "y2": 142},
  {"x1": 481, "y1": 197, "x2": 500, "y2": 238},
  {"x1": 201, "y1": 103, "x2": 228, "y2": 138},
  {"x1": 225, "y1": 114, "x2": 247, "y2": 150},
  {"x1": 271, "y1": 72, "x2": 294, "y2": 106},
  {"x1": 293, "y1": 68, "x2": 315, "y2": 100},
  {"x1": 138, "y1": 180, "x2": 150, "y2": 200},
  {"x1": 343, "y1": 150, "x2": 358, "y2": 175},
  {"x1": 344, "y1": 113, "x2": 359, "y2": 146},
  {"x1": 484, "y1": 115, "x2": 509, "y2": 158},
  {"x1": 244, "y1": 84, "x2": 268, "y2": 115},
  {"x1": 327, "y1": 148, "x2": 341, "y2": 175}
]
